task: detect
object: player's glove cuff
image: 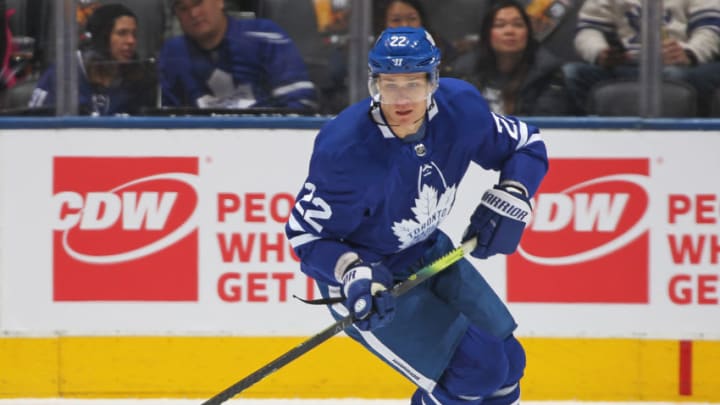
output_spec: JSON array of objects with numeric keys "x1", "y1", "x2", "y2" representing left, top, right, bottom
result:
[{"x1": 335, "y1": 251, "x2": 361, "y2": 283}]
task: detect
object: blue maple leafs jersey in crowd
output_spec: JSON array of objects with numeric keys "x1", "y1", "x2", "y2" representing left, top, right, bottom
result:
[
  {"x1": 29, "y1": 52, "x2": 155, "y2": 115},
  {"x1": 159, "y1": 16, "x2": 317, "y2": 110},
  {"x1": 286, "y1": 78, "x2": 548, "y2": 285}
]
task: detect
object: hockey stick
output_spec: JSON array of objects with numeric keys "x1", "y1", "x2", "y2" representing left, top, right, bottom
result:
[{"x1": 201, "y1": 238, "x2": 477, "y2": 405}]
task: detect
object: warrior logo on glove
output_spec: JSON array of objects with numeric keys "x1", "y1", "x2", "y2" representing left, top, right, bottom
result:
[
  {"x1": 463, "y1": 184, "x2": 533, "y2": 260},
  {"x1": 481, "y1": 188, "x2": 531, "y2": 223}
]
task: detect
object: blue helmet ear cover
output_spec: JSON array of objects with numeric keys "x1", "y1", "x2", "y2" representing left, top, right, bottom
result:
[{"x1": 368, "y1": 27, "x2": 441, "y2": 76}]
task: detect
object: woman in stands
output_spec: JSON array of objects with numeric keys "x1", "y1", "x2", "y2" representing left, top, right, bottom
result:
[
  {"x1": 375, "y1": 0, "x2": 460, "y2": 76},
  {"x1": 453, "y1": 0, "x2": 571, "y2": 116},
  {"x1": 28, "y1": 3, "x2": 156, "y2": 115}
]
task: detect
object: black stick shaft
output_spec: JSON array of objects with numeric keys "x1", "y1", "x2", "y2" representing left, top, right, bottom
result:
[{"x1": 202, "y1": 316, "x2": 354, "y2": 405}]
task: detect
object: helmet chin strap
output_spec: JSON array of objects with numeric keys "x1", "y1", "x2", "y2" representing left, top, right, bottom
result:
[{"x1": 426, "y1": 92, "x2": 434, "y2": 110}]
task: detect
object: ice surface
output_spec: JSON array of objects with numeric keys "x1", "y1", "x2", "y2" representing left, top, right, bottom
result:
[{"x1": 0, "y1": 400, "x2": 717, "y2": 405}]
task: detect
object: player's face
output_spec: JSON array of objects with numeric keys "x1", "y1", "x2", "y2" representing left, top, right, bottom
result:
[
  {"x1": 490, "y1": 6, "x2": 528, "y2": 56},
  {"x1": 109, "y1": 16, "x2": 137, "y2": 62},
  {"x1": 385, "y1": 2, "x2": 422, "y2": 28},
  {"x1": 378, "y1": 72, "x2": 429, "y2": 136},
  {"x1": 377, "y1": 72, "x2": 430, "y2": 105},
  {"x1": 174, "y1": 0, "x2": 226, "y2": 45}
]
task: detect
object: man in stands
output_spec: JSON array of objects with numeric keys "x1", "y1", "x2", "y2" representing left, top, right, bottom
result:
[{"x1": 159, "y1": 0, "x2": 318, "y2": 111}]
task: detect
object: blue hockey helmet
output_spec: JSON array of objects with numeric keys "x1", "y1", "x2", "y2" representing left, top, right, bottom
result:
[
  {"x1": 368, "y1": 27, "x2": 441, "y2": 76},
  {"x1": 368, "y1": 27, "x2": 441, "y2": 104}
]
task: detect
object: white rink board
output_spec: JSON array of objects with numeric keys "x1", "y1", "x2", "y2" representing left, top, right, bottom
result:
[{"x1": 0, "y1": 128, "x2": 719, "y2": 338}]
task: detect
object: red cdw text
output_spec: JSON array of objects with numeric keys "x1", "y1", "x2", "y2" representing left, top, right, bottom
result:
[
  {"x1": 52, "y1": 157, "x2": 199, "y2": 301},
  {"x1": 508, "y1": 158, "x2": 650, "y2": 303}
]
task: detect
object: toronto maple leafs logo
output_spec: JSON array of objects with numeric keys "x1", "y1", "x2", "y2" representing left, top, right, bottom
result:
[
  {"x1": 392, "y1": 162, "x2": 456, "y2": 250},
  {"x1": 197, "y1": 69, "x2": 257, "y2": 108}
]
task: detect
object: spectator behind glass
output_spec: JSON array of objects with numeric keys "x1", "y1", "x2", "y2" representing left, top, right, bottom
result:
[
  {"x1": 28, "y1": 3, "x2": 157, "y2": 115},
  {"x1": 374, "y1": 0, "x2": 459, "y2": 76},
  {"x1": 563, "y1": 0, "x2": 720, "y2": 116},
  {"x1": 453, "y1": 0, "x2": 572, "y2": 116},
  {"x1": 159, "y1": 0, "x2": 318, "y2": 111}
]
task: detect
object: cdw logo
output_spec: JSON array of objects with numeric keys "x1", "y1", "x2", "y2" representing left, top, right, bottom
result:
[
  {"x1": 508, "y1": 159, "x2": 650, "y2": 303},
  {"x1": 55, "y1": 190, "x2": 178, "y2": 231},
  {"x1": 53, "y1": 157, "x2": 199, "y2": 301},
  {"x1": 534, "y1": 192, "x2": 629, "y2": 232}
]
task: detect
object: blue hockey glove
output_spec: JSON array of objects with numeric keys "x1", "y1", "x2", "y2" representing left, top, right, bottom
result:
[
  {"x1": 339, "y1": 257, "x2": 395, "y2": 331},
  {"x1": 462, "y1": 184, "x2": 532, "y2": 259}
]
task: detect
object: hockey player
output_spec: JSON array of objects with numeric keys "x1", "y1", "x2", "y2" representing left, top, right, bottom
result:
[
  {"x1": 160, "y1": 0, "x2": 318, "y2": 111},
  {"x1": 286, "y1": 27, "x2": 548, "y2": 404}
]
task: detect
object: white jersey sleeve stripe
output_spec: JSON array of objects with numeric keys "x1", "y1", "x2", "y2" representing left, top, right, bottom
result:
[
  {"x1": 287, "y1": 213, "x2": 305, "y2": 232},
  {"x1": 488, "y1": 382, "x2": 519, "y2": 398},
  {"x1": 525, "y1": 132, "x2": 543, "y2": 146},
  {"x1": 420, "y1": 393, "x2": 443, "y2": 405},
  {"x1": 272, "y1": 81, "x2": 315, "y2": 97},
  {"x1": 515, "y1": 121, "x2": 529, "y2": 150},
  {"x1": 28, "y1": 88, "x2": 48, "y2": 108},
  {"x1": 245, "y1": 31, "x2": 291, "y2": 44},
  {"x1": 289, "y1": 233, "x2": 320, "y2": 248},
  {"x1": 328, "y1": 285, "x2": 349, "y2": 317}
]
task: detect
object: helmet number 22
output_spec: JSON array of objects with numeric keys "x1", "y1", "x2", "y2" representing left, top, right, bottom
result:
[{"x1": 389, "y1": 35, "x2": 409, "y2": 47}]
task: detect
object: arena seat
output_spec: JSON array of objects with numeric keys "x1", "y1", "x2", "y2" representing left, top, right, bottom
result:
[
  {"x1": 586, "y1": 78, "x2": 698, "y2": 117},
  {"x1": 257, "y1": 0, "x2": 340, "y2": 113},
  {"x1": 419, "y1": 0, "x2": 486, "y2": 43},
  {"x1": 0, "y1": 77, "x2": 38, "y2": 110}
]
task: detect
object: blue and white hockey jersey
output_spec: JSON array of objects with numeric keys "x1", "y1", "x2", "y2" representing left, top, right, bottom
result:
[
  {"x1": 575, "y1": 0, "x2": 720, "y2": 64},
  {"x1": 159, "y1": 16, "x2": 318, "y2": 110},
  {"x1": 29, "y1": 51, "x2": 156, "y2": 115},
  {"x1": 286, "y1": 78, "x2": 548, "y2": 285}
]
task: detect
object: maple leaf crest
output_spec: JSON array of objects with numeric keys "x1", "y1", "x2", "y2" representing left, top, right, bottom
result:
[
  {"x1": 411, "y1": 185, "x2": 438, "y2": 222},
  {"x1": 392, "y1": 184, "x2": 457, "y2": 250}
]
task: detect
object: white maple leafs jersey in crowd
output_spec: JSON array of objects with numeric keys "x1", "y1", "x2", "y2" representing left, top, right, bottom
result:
[
  {"x1": 574, "y1": 0, "x2": 720, "y2": 64},
  {"x1": 286, "y1": 78, "x2": 548, "y2": 285}
]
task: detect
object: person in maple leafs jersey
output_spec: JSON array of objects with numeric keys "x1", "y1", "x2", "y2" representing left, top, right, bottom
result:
[
  {"x1": 160, "y1": 0, "x2": 318, "y2": 111},
  {"x1": 285, "y1": 27, "x2": 548, "y2": 405}
]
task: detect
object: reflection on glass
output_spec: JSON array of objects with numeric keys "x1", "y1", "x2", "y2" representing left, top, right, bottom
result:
[
  {"x1": 10, "y1": 36, "x2": 35, "y2": 80},
  {"x1": 21, "y1": 3, "x2": 158, "y2": 116}
]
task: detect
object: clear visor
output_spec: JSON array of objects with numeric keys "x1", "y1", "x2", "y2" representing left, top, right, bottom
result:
[{"x1": 369, "y1": 73, "x2": 436, "y2": 105}]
